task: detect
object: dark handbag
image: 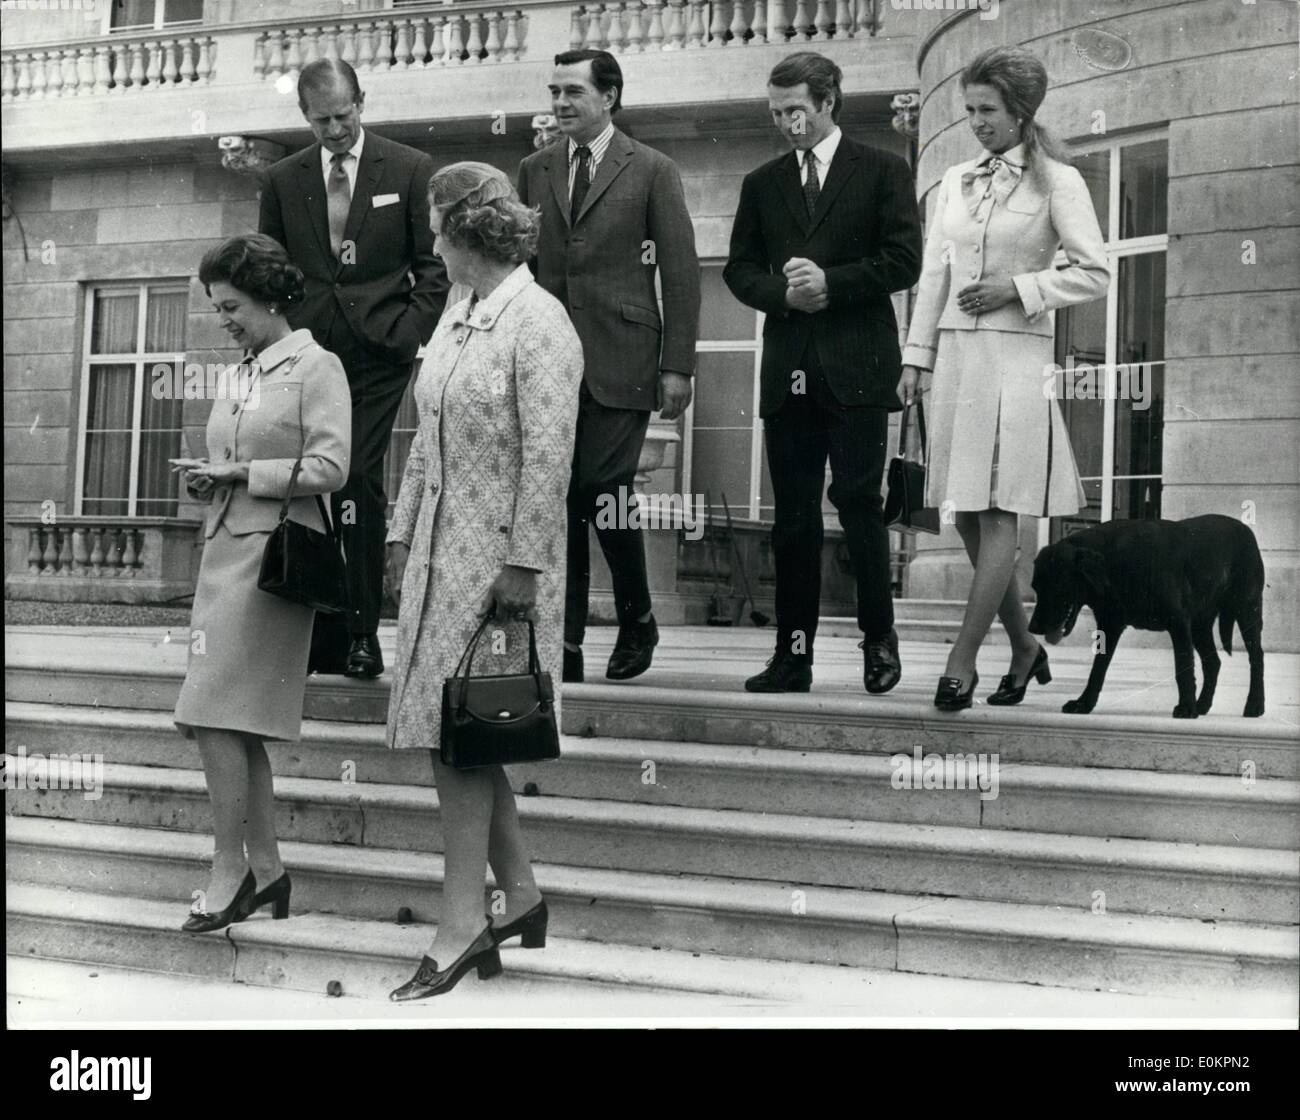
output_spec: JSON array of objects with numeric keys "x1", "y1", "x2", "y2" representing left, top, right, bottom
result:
[
  {"x1": 884, "y1": 398, "x2": 941, "y2": 535},
  {"x1": 440, "y1": 614, "x2": 561, "y2": 770},
  {"x1": 257, "y1": 458, "x2": 349, "y2": 613}
]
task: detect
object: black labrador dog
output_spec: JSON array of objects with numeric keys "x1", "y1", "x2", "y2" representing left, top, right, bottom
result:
[{"x1": 1027, "y1": 515, "x2": 1265, "y2": 719}]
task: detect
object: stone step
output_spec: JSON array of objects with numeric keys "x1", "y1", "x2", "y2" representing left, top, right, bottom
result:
[
  {"x1": 6, "y1": 862, "x2": 1295, "y2": 1007},
  {"x1": 8, "y1": 703, "x2": 1298, "y2": 850},
  {"x1": 6, "y1": 628, "x2": 1296, "y2": 777},
  {"x1": 8, "y1": 760, "x2": 1297, "y2": 924}
]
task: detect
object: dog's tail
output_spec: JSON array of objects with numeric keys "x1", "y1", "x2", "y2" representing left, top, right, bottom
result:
[{"x1": 1218, "y1": 606, "x2": 1235, "y2": 656}]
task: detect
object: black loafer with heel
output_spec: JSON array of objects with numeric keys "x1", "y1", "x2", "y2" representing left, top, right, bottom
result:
[
  {"x1": 987, "y1": 645, "x2": 1051, "y2": 706},
  {"x1": 933, "y1": 672, "x2": 979, "y2": 712},
  {"x1": 389, "y1": 921, "x2": 502, "y2": 1002}
]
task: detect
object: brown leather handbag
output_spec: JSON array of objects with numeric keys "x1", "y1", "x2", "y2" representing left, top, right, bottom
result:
[
  {"x1": 440, "y1": 614, "x2": 561, "y2": 770},
  {"x1": 884, "y1": 398, "x2": 941, "y2": 535}
]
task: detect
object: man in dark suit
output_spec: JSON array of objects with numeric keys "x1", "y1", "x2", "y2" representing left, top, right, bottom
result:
[
  {"x1": 259, "y1": 59, "x2": 448, "y2": 677},
  {"x1": 724, "y1": 52, "x2": 922, "y2": 694},
  {"x1": 517, "y1": 49, "x2": 700, "y2": 684}
]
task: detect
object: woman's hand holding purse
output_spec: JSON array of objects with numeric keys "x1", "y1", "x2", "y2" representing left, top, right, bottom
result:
[{"x1": 482, "y1": 564, "x2": 538, "y2": 622}]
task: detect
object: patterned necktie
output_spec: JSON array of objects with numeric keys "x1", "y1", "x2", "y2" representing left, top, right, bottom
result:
[
  {"x1": 327, "y1": 151, "x2": 351, "y2": 259},
  {"x1": 570, "y1": 145, "x2": 591, "y2": 225},
  {"x1": 802, "y1": 151, "x2": 821, "y2": 216}
]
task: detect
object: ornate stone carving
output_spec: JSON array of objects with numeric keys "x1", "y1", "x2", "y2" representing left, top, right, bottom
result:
[
  {"x1": 890, "y1": 93, "x2": 919, "y2": 140},
  {"x1": 218, "y1": 135, "x2": 286, "y2": 175}
]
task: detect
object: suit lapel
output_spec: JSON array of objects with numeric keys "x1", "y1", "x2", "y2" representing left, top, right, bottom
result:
[
  {"x1": 807, "y1": 138, "x2": 860, "y2": 235},
  {"x1": 776, "y1": 151, "x2": 811, "y2": 234},
  {"x1": 342, "y1": 136, "x2": 384, "y2": 264},
  {"x1": 298, "y1": 144, "x2": 332, "y2": 264},
  {"x1": 547, "y1": 147, "x2": 572, "y2": 228},
  {"x1": 574, "y1": 131, "x2": 632, "y2": 226}
]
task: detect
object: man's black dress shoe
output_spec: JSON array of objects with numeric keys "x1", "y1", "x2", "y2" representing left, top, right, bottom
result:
[
  {"x1": 861, "y1": 628, "x2": 902, "y2": 694},
  {"x1": 491, "y1": 899, "x2": 548, "y2": 949},
  {"x1": 562, "y1": 647, "x2": 584, "y2": 684},
  {"x1": 181, "y1": 870, "x2": 256, "y2": 933},
  {"x1": 744, "y1": 650, "x2": 813, "y2": 693},
  {"x1": 987, "y1": 645, "x2": 1051, "y2": 706},
  {"x1": 606, "y1": 616, "x2": 658, "y2": 681},
  {"x1": 344, "y1": 634, "x2": 384, "y2": 679},
  {"x1": 934, "y1": 672, "x2": 979, "y2": 712},
  {"x1": 389, "y1": 922, "x2": 502, "y2": 1002}
]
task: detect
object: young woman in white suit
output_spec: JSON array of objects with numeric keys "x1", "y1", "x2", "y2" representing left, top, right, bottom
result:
[
  {"x1": 898, "y1": 46, "x2": 1110, "y2": 711},
  {"x1": 172, "y1": 234, "x2": 351, "y2": 931}
]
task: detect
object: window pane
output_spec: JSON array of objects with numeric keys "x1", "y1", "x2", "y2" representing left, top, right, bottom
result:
[
  {"x1": 138, "y1": 429, "x2": 181, "y2": 516},
  {"x1": 699, "y1": 264, "x2": 759, "y2": 341},
  {"x1": 85, "y1": 363, "x2": 135, "y2": 430},
  {"x1": 91, "y1": 290, "x2": 139, "y2": 354},
  {"x1": 1116, "y1": 253, "x2": 1165, "y2": 492},
  {"x1": 384, "y1": 380, "x2": 420, "y2": 514},
  {"x1": 163, "y1": 0, "x2": 203, "y2": 24},
  {"x1": 83, "y1": 432, "x2": 133, "y2": 515},
  {"x1": 692, "y1": 350, "x2": 755, "y2": 428},
  {"x1": 692, "y1": 430, "x2": 753, "y2": 515},
  {"x1": 1053, "y1": 295, "x2": 1108, "y2": 479},
  {"x1": 145, "y1": 286, "x2": 189, "y2": 352},
  {"x1": 110, "y1": 0, "x2": 155, "y2": 30},
  {"x1": 1119, "y1": 139, "x2": 1168, "y2": 239},
  {"x1": 1073, "y1": 149, "x2": 1110, "y2": 238}
]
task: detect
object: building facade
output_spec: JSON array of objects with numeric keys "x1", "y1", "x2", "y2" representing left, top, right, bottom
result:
[{"x1": 3, "y1": 0, "x2": 1296, "y2": 644}]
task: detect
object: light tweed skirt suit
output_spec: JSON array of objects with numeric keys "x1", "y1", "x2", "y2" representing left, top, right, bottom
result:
[
  {"x1": 386, "y1": 265, "x2": 582, "y2": 750},
  {"x1": 902, "y1": 145, "x2": 1110, "y2": 516},
  {"x1": 174, "y1": 330, "x2": 351, "y2": 743}
]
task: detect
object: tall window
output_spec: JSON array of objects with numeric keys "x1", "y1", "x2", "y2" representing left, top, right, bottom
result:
[
  {"x1": 1051, "y1": 133, "x2": 1168, "y2": 541},
  {"x1": 77, "y1": 282, "x2": 188, "y2": 517},
  {"x1": 108, "y1": 0, "x2": 203, "y2": 32}
]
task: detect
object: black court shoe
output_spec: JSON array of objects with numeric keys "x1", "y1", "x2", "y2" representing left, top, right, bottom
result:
[
  {"x1": 244, "y1": 872, "x2": 292, "y2": 921},
  {"x1": 491, "y1": 899, "x2": 548, "y2": 949},
  {"x1": 987, "y1": 646, "x2": 1051, "y2": 706},
  {"x1": 934, "y1": 672, "x2": 979, "y2": 712},
  {"x1": 182, "y1": 870, "x2": 256, "y2": 934},
  {"x1": 389, "y1": 922, "x2": 502, "y2": 1002}
]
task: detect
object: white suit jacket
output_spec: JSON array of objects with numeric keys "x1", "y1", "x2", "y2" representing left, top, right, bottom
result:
[{"x1": 903, "y1": 145, "x2": 1110, "y2": 370}]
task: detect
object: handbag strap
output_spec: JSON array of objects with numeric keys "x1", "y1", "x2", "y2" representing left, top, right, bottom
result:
[
  {"x1": 898, "y1": 399, "x2": 929, "y2": 465},
  {"x1": 451, "y1": 612, "x2": 546, "y2": 713},
  {"x1": 275, "y1": 457, "x2": 340, "y2": 543}
]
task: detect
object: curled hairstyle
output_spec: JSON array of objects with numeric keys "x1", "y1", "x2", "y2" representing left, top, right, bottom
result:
[
  {"x1": 429, "y1": 162, "x2": 540, "y2": 265},
  {"x1": 768, "y1": 51, "x2": 843, "y2": 123},
  {"x1": 554, "y1": 48, "x2": 623, "y2": 114},
  {"x1": 960, "y1": 46, "x2": 1070, "y2": 165},
  {"x1": 199, "y1": 233, "x2": 305, "y2": 307}
]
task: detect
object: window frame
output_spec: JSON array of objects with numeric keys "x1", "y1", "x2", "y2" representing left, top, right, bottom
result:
[
  {"x1": 102, "y1": 0, "x2": 203, "y2": 35},
  {"x1": 75, "y1": 279, "x2": 189, "y2": 518}
]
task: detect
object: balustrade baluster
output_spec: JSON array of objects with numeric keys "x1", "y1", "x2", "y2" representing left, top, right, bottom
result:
[
  {"x1": 44, "y1": 49, "x2": 64, "y2": 97},
  {"x1": 371, "y1": 19, "x2": 394, "y2": 70},
  {"x1": 57, "y1": 527, "x2": 74, "y2": 575},
  {"x1": 613, "y1": 3, "x2": 632, "y2": 53},
  {"x1": 122, "y1": 529, "x2": 139, "y2": 573},
  {"x1": 835, "y1": 0, "x2": 851, "y2": 37},
  {"x1": 93, "y1": 45, "x2": 112, "y2": 93},
  {"x1": 321, "y1": 24, "x2": 339, "y2": 61},
  {"x1": 503, "y1": 12, "x2": 522, "y2": 61},
  {"x1": 26, "y1": 529, "x2": 42, "y2": 575},
  {"x1": 707, "y1": 2, "x2": 726, "y2": 47},
  {"x1": 790, "y1": 0, "x2": 810, "y2": 41},
  {"x1": 813, "y1": 0, "x2": 831, "y2": 39},
  {"x1": 582, "y1": 6, "x2": 601, "y2": 50},
  {"x1": 252, "y1": 33, "x2": 267, "y2": 79},
  {"x1": 446, "y1": 19, "x2": 465, "y2": 64},
  {"x1": 354, "y1": 21, "x2": 375, "y2": 71},
  {"x1": 1, "y1": 53, "x2": 15, "y2": 102},
  {"x1": 41, "y1": 526, "x2": 59, "y2": 574},
  {"x1": 302, "y1": 26, "x2": 320, "y2": 66},
  {"x1": 200, "y1": 37, "x2": 216, "y2": 82},
  {"x1": 410, "y1": 17, "x2": 428, "y2": 66},
  {"x1": 666, "y1": 1, "x2": 686, "y2": 48},
  {"x1": 339, "y1": 22, "x2": 358, "y2": 66},
  {"x1": 30, "y1": 51, "x2": 47, "y2": 99},
  {"x1": 15, "y1": 53, "x2": 33, "y2": 100},
  {"x1": 145, "y1": 40, "x2": 162, "y2": 89},
  {"x1": 127, "y1": 41, "x2": 145, "y2": 90},
  {"x1": 72, "y1": 528, "x2": 89, "y2": 574},
  {"x1": 626, "y1": 1, "x2": 644, "y2": 51},
  {"x1": 465, "y1": 16, "x2": 484, "y2": 63},
  {"x1": 104, "y1": 528, "x2": 123, "y2": 575},
  {"x1": 569, "y1": 9, "x2": 585, "y2": 51},
  {"x1": 88, "y1": 527, "x2": 105, "y2": 575},
  {"x1": 77, "y1": 46, "x2": 96, "y2": 94},
  {"x1": 752, "y1": 0, "x2": 767, "y2": 42},
  {"x1": 729, "y1": 1, "x2": 748, "y2": 44},
  {"x1": 394, "y1": 18, "x2": 413, "y2": 67},
  {"x1": 645, "y1": 0, "x2": 664, "y2": 49},
  {"x1": 178, "y1": 38, "x2": 195, "y2": 83},
  {"x1": 484, "y1": 14, "x2": 502, "y2": 62},
  {"x1": 767, "y1": 0, "x2": 787, "y2": 41},
  {"x1": 162, "y1": 39, "x2": 179, "y2": 86}
]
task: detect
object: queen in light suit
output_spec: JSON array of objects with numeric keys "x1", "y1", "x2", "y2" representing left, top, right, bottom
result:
[{"x1": 898, "y1": 46, "x2": 1110, "y2": 712}]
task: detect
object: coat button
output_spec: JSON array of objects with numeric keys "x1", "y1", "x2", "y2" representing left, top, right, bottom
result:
[
  {"x1": 430, "y1": 482, "x2": 439, "y2": 493},
  {"x1": 431, "y1": 406, "x2": 439, "y2": 416}
]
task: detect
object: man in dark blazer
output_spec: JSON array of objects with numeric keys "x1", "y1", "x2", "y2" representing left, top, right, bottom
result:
[
  {"x1": 518, "y1": 49, "x2": 700, "y2": 684},
  {"x1": 259, "y1": 58, "x2": 448, "y2": 677},
  {"x1": 724, "y1": 52, "x2": 922, "y2": 694}
]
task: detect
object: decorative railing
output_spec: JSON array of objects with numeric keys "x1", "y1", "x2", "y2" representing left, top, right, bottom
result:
[
  {"x1": 6, "y1": 516, "x2": 202, "y2": 604},
  {"x1": 569, "y1": 0, "x2": 882, "y2": 50},
  {"x1": 0, "y1": 30, "x2": 216, "y2": 100},
  {"x1": 253, "y1": 8, "x2": 529, "y2": 78}
]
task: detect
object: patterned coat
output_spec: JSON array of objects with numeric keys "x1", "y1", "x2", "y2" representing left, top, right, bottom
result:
[{"x1": 385, "y1": 265, "x2": 583, "y2": 750}]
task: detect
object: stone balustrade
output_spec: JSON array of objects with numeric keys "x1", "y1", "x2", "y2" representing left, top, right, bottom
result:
[
  {"x1": 253, "y1": 8, "x2": 529, "y2": 79},
  {"x1": 569, "y1": 0, "x2": 882, "y2": 51},
  {"x1": 0, "y1": 31, "x2": 216, "y2": 101},
  {"x1": 6, "y1": 517, "x2": 202, "y2": 605}
]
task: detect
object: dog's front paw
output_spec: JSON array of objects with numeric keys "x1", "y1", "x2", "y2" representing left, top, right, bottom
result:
[
  {"x1": 1062, "y1": 697, "x2": 1095, "y2": 715},
  {"x1": 1243, "y1": 697, "x2": 1265, "y2": 718},
  {"x1": 1172, "y1": 702, "x2": 1198, "y2": 719}
]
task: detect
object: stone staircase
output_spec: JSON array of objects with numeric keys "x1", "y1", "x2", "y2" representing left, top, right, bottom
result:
[{"x1": 5, "y1": 624, "x2": 1298, "y2": 1019}]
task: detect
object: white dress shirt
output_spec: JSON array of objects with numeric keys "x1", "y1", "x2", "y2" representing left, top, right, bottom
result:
[
  {"x1": 320, "y1": 128, "x2": 365, "y2": 195},
  {"x1": 801, "y1": 125, "x2": 843, "y2": 186},
  {"x1": 567, "y1": 121, "x2": 615, "y2": 198}
]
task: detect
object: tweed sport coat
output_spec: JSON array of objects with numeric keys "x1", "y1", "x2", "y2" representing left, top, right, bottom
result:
[
  {"x1": 724, "y1": 134, "x2": 923, "y2": 418},
  {"x1": 259, "y1": 130, "x2": 450, "y2": 366},
  {"x1": 189, "y1": 330, "x2": 351, "y2": 538},
  {"x1": 901, "y1": 149, "x2": 1110, "y2": 370},
  {"x1": 516, "y1": 128, "x2": 700, "y2": 411},
  {"x1": 384, "y1": 266, "x2": 583, "y2": 750}
]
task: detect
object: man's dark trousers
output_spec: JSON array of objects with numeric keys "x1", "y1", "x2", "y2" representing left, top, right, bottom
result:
[
  {"x1": 564, "y1": 382, "x2": 652, "y2": 649},
  {"x1": 764, "y1": 338, "x2": 893, "y2": 654},
  {"x1": 322, "y1": 313, "x2": 412, "y2": 637}
]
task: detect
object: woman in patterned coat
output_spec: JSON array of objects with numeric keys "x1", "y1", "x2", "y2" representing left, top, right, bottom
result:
[{"x1": 383, "y1": 163, "x2": 583, "y2": 1000}]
